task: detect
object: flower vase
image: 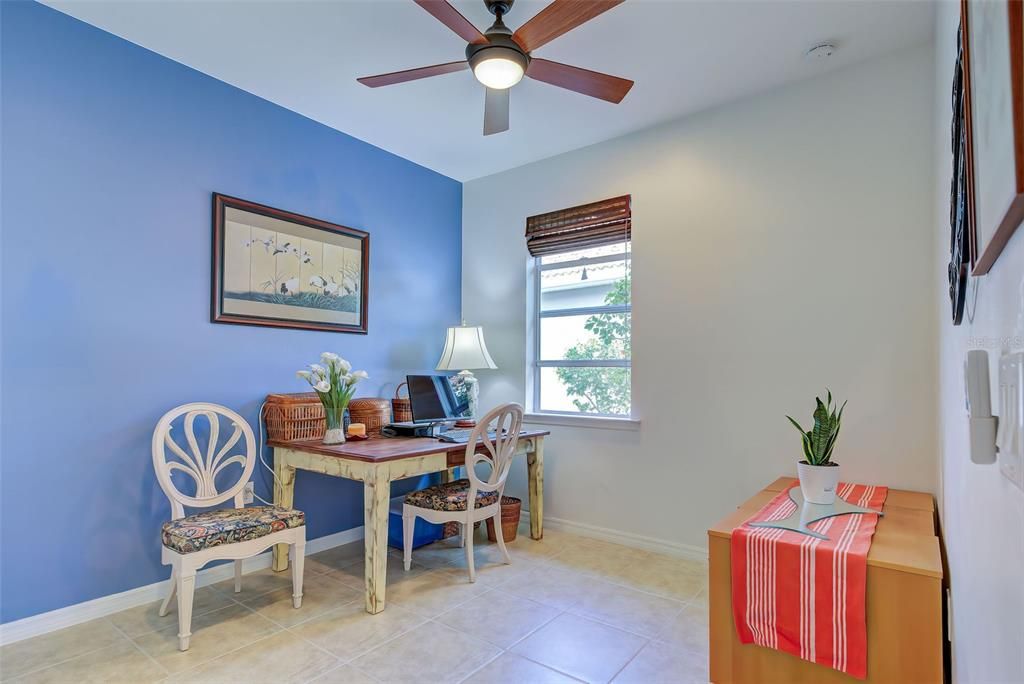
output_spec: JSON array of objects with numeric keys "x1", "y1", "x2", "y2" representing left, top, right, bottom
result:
[{"x1": 323, "y1": 406, "x2": 347, "y2": 445}]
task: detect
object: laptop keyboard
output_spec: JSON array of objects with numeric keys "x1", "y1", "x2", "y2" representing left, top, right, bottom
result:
[{"x1": 438, "y1": 429, "x2": 496, "y2": 443}]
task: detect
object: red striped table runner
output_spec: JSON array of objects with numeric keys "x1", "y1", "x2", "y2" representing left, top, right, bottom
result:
[{"x1": 730, "y1": 482, "x2": 888, "y2": 679}]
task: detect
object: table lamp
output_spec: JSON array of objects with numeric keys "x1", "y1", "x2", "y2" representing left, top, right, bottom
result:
[{"x1": 435, "y1": 322, "x2": 497, "y2": 427}]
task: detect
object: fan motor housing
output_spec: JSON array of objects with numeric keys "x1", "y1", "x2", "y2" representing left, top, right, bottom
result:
[{"x1": 466, "y1": 33, "x2": 530, "y2": 74}]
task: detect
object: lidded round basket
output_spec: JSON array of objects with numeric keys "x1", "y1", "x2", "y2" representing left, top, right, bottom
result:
[{"x1": 348, "y1": 398, "x2": 392, "y2": 437}]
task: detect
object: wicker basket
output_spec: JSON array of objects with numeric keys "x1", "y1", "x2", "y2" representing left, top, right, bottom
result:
[
  {"x1": 392, "y1": 382, "x2": 413, "y2": 423},
  {"x1": 348, "y1": 398, "x2": 392, "y2": 437},
  {"x1": 486, "y1": 496, "x2": 522, "y2": 543},
  {"x1": 264, "y1": 393, "x2": 325, "y2": 443}
]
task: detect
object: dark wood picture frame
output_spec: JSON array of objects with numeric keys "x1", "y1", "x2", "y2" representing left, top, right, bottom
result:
[
  {"x1": 950, "y1": 9, "x2": 975, "y2": 324},
  {"x1": 963, "y1": 0, "x2": 1024, "y2": 275},
  {"x1": 211, "y1": 193, "x2": 369, "y2": 334}
]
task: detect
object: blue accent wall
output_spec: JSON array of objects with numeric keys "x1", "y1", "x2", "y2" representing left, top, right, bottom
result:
[{"x1": 0, "y1": 1, "x2": 462, "y2": 623}]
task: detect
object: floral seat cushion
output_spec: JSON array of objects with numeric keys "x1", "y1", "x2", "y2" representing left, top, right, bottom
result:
[
  {"x1": 404, "y1": 479, "x2": 499, "y2": 512},
  {"x1": 161, "y1": 506, "x2": 305, "y2": 554}
]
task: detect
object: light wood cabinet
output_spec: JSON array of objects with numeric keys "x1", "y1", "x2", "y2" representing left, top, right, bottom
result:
[{"x1": 708, "y1": 477, "x2": 945, "y2": 684}]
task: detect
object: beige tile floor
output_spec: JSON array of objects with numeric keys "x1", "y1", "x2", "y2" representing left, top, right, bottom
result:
[{"x1": 0, "y1": 525, "x2": 709, "y2": 683}]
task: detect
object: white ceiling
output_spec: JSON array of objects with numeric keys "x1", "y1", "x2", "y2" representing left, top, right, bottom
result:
[{"x1": 44, "y1": 0, "x2": 934, "y2": 181}]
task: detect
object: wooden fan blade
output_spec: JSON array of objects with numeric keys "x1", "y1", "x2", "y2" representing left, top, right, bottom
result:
[
  {"x1": 483, "y1": 87, "x2": 510, "y2": 135},
  {"x1": 513, "y1": 0, "x2": 624, "y2": 53},
  {"x1": 414, "y1": 0, "x2": 488, "y2": 45},
  {"x1": 526, "y1": 58, "x2": 633, "y2": 103},
  {"x1": 357, "y1": 61, "x2": 467, "y2": 87}
]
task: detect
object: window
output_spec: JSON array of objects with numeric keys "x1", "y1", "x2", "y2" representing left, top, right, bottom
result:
[{"x1": 526, "y1": 196, "x2": 632, "y2": 418}]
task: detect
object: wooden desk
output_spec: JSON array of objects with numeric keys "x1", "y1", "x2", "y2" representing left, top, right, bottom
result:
[
  {"x1": 268, "y1": 430, "x2": 549, "y2": 614},
  {"x1": 708, "y1": 478, "x2": 944, "y2": 684}
]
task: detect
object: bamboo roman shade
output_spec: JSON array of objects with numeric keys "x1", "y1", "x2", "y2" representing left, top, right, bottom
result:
[{"x1": 525, "y1": 194, "x2": 631, "y2": 256}]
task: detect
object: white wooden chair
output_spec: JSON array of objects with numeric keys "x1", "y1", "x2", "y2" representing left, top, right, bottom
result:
[
  {"x1": 402, "y1": 403, "x2": 524, "y2": 582},
  {"x1": 152, "y1": 402, "x2": 306, "y2": 651}
]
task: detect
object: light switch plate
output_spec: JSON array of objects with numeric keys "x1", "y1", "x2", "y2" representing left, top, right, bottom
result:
[{"x1": 997, "y1": 352, "x2": 1024, "y2": 491}]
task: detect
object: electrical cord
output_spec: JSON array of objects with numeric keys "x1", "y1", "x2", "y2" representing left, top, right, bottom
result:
[{"x1": 252, "y1": 399, "x2": 278, "y2": 506}]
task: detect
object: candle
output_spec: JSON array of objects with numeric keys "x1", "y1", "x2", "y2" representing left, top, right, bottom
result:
[{"x1": 348, "y1": 423, "x2": 366, "y2": 437}]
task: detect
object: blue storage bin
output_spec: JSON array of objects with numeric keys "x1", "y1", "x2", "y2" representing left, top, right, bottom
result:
[{"x1": 387, "y1": 496, "x2": 443, "y2": 549}]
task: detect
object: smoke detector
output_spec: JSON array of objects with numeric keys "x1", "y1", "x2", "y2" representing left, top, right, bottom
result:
[{"x1": 805, "y1": 43, "x2": 836, "y2": 61}]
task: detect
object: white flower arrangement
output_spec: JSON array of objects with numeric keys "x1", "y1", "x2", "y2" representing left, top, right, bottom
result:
[{"x1": 296, "y1": 353, "x2": 368, "y2": 436}]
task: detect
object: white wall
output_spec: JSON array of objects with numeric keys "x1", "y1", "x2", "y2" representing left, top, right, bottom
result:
[
  {"x1": 933, "y1": 2, "x2": 1024, "y2": 681},
  {"x1": 463, "y1": 44, "x2": 937, "y2": 554}
]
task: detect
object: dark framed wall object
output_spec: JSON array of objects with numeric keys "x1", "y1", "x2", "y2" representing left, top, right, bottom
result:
[
  {"x1": 950, "y1": 8, "x2": 976, "y2": 325},
  {"x1": 212, "y1": 193, "x2": 369, "y2": 334},
  {"x1": 962, "y1": 0, "x2": 1024, "y2": 276}
]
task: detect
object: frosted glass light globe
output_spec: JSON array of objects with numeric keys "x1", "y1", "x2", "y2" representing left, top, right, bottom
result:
[{"x1": 473, "y1": 54, "x2": 525, "y2": 89}]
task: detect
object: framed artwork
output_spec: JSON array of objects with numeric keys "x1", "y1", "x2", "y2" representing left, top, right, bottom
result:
[
  {"x1": 949, "y1": 14, "x2": 975, "y2": 324},
  {"x1": 212, "y1": 194, "x2": 369, "y2": 334},
  {"x1": 961, "y1": 0, "x2": 1024, "y2": 276}
]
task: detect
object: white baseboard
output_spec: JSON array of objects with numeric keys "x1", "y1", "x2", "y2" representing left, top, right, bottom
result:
[
  {"x1": 523, "y1": 510, "x2": 708, "y2": 563},
  {"x1": 0, "y1": 526, "x2": 364, "y2": 647}
]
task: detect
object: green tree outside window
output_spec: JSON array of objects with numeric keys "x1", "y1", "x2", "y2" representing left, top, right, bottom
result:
[{"x1": 555, "y1": 275, "x2": 631, "y2": 414}]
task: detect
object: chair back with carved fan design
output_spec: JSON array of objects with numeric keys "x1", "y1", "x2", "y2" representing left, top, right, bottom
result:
[
  {"x1": 152, "y1": 403, "x2": 257, "y2": 520},
  {"x1": 464, "y1": 402, "x2": 523, "y2": 508}
]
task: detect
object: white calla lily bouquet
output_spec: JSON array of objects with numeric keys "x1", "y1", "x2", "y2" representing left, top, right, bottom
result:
[{"x1": 297, "y1": 353, "x2": 368, "y2": 444}]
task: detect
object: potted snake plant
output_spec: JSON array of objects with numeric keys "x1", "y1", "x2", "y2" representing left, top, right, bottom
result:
[{"x1": 786, "y1": 391, "x2": 846, "y2": 504}]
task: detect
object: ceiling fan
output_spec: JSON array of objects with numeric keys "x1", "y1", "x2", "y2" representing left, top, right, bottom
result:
[{"x1": 357, "y1": 0, "x2": 633, "y2": 135}]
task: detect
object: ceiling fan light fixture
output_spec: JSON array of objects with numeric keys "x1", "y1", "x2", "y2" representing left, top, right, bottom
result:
[{"x1": 469, "y1": 46, "x2": 527, "y2": 89}]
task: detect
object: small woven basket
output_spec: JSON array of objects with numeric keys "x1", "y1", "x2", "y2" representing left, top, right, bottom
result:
[
  {"x1": 392, "y1": 382, "x2": 413, "y2": 423},
  {"x1": 486, "y1": 496, "x2": 522, "y2": 543},
  {"x1": 264, "y1": 393, "x2": 325, "y2": 443},
  {"x1": 348, "y1": 398, "x2": 392, "y2": 437}
]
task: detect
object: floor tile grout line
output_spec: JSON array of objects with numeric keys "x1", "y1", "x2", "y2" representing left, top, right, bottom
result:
[
  {"x1": 538, "y1": 562, "x2": 706, "y2": 604},
  {"x1": 278, "y1": 596, "x2": 364, "y2": 631},
  {"x1": 314, "y1": 607, "x2": 431, "y2": 667},
  {"x1": 1, "y1": 627, "x2": 132, "y2": 682},
  {"x1": 141, "y1": 620, "x2": 289, "y2": 679},
  {"x1": 506, "y1": 609, "x2": 652, "y2": 684},
  {"x1": 514, "y1": 649, "x2": 599, "y2": 683},
  {"x1": 498, "y1": 606, "x2": 567, "y2": 652},
  {"x1": 2, "y1": 585, "x2": 276, "y2": 682},
  {"x1": 451, "y1": 646, "x2": 505, "y2": 684},
  {"x1": 104, "y1": 616, "x2": 171, "y2": 677},
  {"x1": 302, "y1": 660, "x2": 381, "y2": 684},
  {"x1": 561, "y1": 608, "x2": 673, "y2": 643},
  {"x1": 605, "y1": 638, "x2": 650, "y2": 684},
  {"x1": 565, "y1": 595, "x2": 688, "y2": 642},
  {"x1": 122, "y1": 598, "x2": 287, "y2": 676}
]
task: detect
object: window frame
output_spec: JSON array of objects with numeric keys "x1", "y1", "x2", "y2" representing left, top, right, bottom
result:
[{"x1": 529, "y1": 245, "x2": 633, "y2": 419}]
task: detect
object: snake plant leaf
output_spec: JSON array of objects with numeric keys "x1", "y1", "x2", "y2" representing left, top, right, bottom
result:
[
  {"x1": 786, "y1": 415, "x2": 807, "y2": 435},
  {"x1": 812, "y1": 398, "x2": 830, "y2": 462}
]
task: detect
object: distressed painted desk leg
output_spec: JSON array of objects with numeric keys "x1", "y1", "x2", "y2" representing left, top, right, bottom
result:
[
  {"x1": 440, "y1": 467, "x2": 457, "y2": 484},
  {"x1": 527, "y1": 439, "x2": 544, "y2": 540},
  {"x1": 272, "y1": 450, "x2": 297, "y2": 572},
  {"x1": 364, "y1": 468, "x2": 392, "y2": 614}
]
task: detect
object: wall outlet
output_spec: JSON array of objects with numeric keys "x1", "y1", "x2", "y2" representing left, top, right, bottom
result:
[{"x1": 242, "y1": 482, "x2": 255, "y2": 504}]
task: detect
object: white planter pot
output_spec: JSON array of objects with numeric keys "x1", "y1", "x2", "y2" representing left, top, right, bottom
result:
[{"x1": 797, "y1": 462, "x2": 841, "y2": 504}]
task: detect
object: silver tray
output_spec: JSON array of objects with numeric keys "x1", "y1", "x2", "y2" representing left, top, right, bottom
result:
[{"x1": 747, "y1": 488, "x2": 883, "y2": 540}]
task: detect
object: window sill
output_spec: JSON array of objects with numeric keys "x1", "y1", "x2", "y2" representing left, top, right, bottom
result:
[{"x1": 523, "y1": 412, "x2": 641, "y2": 431}]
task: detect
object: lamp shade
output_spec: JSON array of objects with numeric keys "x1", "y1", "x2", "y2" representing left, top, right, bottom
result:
[{"x1": 436, "y1": 325, "x2": 497, "y2": 371}]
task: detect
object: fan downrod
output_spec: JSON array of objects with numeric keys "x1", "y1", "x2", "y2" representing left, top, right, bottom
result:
[{"x1": 484, "y1": 0, "x2": 514, "y2": 17}]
